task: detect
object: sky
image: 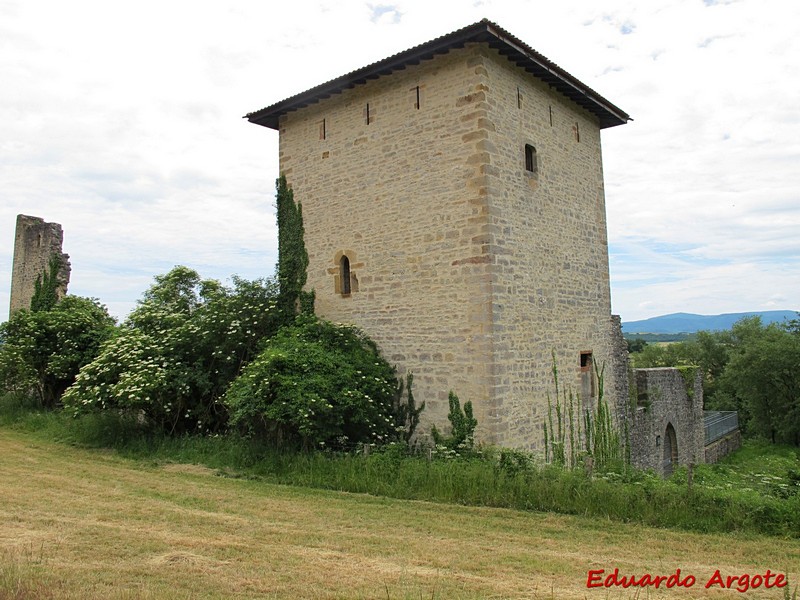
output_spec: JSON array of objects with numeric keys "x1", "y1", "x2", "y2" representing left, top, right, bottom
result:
[{"x1": 1, "y1": 0, "x2": 798, "y2": 324}]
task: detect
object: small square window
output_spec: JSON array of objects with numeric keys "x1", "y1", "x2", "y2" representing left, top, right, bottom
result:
[{"x1": 525, "y1": 144, "x2": 537, "y2": 175}]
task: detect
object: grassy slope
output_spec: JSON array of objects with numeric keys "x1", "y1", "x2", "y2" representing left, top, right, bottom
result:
[{"x1": 1, "y1": 429, "x2": 798, "y2": 599}]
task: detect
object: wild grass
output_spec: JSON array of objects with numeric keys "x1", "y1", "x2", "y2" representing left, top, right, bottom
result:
[
  {"x1": 0, "y1": 544, "x2": 65, "y2": 600},
  {"x1": 2, "y1": 395, "x2": 799, "y2": 540},
  {"x1": 1, "y1": 427, "x2": 798, "y2": 599}
]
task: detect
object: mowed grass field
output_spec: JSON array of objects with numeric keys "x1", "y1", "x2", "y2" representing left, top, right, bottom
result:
[{"x1": 1, "y1": 429, "x2": 798, "y2": 600}]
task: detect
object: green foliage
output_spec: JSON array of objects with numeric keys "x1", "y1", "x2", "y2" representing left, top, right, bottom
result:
[
  {"x1": 30, "y1": 254, "x2": 64, "y2": 313},
  {"x1": 0, "y1": 296, "x2": 116, "y2": 407},
  {"x1": 625, "y1": 332, "x2": 695, "y2": 343},
  {"x1": 715, "y1": 319, "x2": 800, "y2": 445},
  {"x1": 275, "y1": 174, "x2": 311, "y2": 321},
  {"x1": 587, "y1": 361, "x2": 622, "y2": 469},
  {"x1": 13, "y1": 408, "x2": 800, "y2": 538},
  {"x1": 63, "y1": 267, "x2": 280, "y2": 433},
  {"x1": 630, "y1": 340, "x2": 700, "y2": 369},
  {"x1": 543, "y1": 352, "x2": 575, "y2": 467},
  {"x1": 675, "y1": 365, "x2": 700, "y2": 398},
  {"x1": 495, "y1": 447, "x2": 536, "y2": 478},
  {"x1": 395, "y1": 372, "x2": 425, "y2": 445},
  {"x1": 431, "y1": 391, "x2": 477, "y2": 454},
  {"x1": 631, "y1": 316, "x2": 800, "y2": 446},
  {"x1": 224, "y1": 315, "x2": 402, "y2": 448},
  {"x1": 625, "y1": 337, "x2": 648, "y2": 353},
  {"x1": 543, "y1": 354, "x2": 622, "y2": 470},
  {"x1": 690, "y1": 440, "x2": 800, "y2": 500}
]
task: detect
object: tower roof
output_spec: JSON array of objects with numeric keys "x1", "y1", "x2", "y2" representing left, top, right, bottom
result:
[{"x1": 245, "y1": 19, "x2": 631, "y2": 130}]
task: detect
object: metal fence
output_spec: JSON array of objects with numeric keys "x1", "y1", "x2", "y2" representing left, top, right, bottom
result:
[{"x1": 704, "y1": 410, "x2": 739, "y2": 445}]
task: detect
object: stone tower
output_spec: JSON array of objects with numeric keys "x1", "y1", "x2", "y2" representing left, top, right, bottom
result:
[
  {"x1": 246, "y1": 20, "x2": 631, "y2": 451},
  {"x1": 9, "y1": 215, "x2": 71, "y2": 316}
]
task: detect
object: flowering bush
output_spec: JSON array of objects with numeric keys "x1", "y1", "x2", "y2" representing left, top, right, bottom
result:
[
  {"x1": 224, "y1": 315, "x2": 402, "y2": 448},
  {"x1": 0, "y1": 296, "x2": 116, "y2": 407},
  {"x1": 63, "y1": 267, "x2": 281, "y2": 433}
]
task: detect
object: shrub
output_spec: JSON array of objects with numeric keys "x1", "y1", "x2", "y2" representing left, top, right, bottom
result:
[
  {"x1": 224, "y1": 315, "x2": 402, "y2": 448},
  {"x1": 395, "y1": 372, "x2": 424, "y2": 446},
  {"x1": 63, "y1": 267, "x2": 280, "y2": 433},
  {"x1": 0, "y1": 296, "x2": 116, "y2": 407},
  {"x1": 431, "y1": 391, "x2": 478, "y2": 454}
]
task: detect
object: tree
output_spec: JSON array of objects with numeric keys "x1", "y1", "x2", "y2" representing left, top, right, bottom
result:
[
  {"x1": 715, "y1": 320, "x2": 800, "y2": 445},
  {"x1": 628, "y1": 316, "x2": 800, "y2": 445},
  {"x1": 630, "y1": 330, "x2": 731, "y2": 404},
  {"x1": 275, "y1": 174, "x2": 312, "y2": 321},
  {"x1": 63, "y1": 267, "x2": 280, "y2": 433},
  {"x1": 626, "y1": 337, "x2": 648, "y2": 353},
  {"x1": 395, "y1": 372, "x2": 425, "y2": 445},
  {"x1": 0, "y1": 296, "x2": 116, "y2": 407}
]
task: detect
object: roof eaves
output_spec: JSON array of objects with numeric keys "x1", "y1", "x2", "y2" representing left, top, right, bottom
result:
[
  {"x1": 480, "y1": 21, "x2": 631, "y2": 128},
  {"x1": 244, "y1": 20, "x2": 490, "y2": 130},
  {"x1": 245, "y1": 19, "x2": 630, "y2": 130}
]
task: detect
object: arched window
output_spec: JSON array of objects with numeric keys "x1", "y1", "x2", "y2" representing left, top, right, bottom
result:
[
  {"x1": 340, "y1": 255, "x2": 351, "y2": 295},
  {"x1": 663, "y1": 423, "x2": 678, "y2": 476}
]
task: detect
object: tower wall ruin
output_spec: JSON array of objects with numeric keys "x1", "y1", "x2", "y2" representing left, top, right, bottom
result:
[{"x1": 9, "y1": 214, "x2": 71, "y2": 316}]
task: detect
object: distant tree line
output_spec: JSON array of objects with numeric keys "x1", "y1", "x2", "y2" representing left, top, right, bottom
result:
[
  {"x1": 628, "y1": 316, "x2": 800, "y2": 446},
  {"x1": 626, "y1": 333, "x2": 695, "y2": 346}
]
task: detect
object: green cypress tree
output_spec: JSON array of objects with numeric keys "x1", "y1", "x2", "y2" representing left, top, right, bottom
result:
[{"x1": 275, "y1": 174, "x2": 312, "y2": 322}]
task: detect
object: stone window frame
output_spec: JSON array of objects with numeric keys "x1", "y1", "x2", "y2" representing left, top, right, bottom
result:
[
  {"x1": 524, "y1": 143, "x2": 538, "y2": 177},
  {"x1": 340, "y1": 256, "x2": 351, "y2": 295},
  {"x1": 331, "y1": 250, "x2": 361, "y2": 297},
  {"x1": 580, "y1": 350, "x2": 596, "y2": 398}
]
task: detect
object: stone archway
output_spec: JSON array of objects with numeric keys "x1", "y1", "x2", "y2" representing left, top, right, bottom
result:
[{"x1": 663, "y1": 423, "x2": 678, "y2": 476}]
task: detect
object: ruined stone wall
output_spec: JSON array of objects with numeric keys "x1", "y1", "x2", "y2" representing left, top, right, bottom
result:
[
  {"x1": 628, "y1": 368, "x2": 706, "y2": 475},
  {"x1": 608, "y1": 315, "x2": 633, "y2": 432},
  {"x1": 278, "y1": 43, "x2": 622, "y2": 450},
  {"x1": 705, "y1": 431, "x2": 742, "y2": 464},
  {"x1": 9, "y1": 215, "x2": 71, "y2": 316}
]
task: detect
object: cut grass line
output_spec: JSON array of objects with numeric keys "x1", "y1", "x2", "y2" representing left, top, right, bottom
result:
[{"x1": 0, "y1": 428, "x2": 798, "y2": 599}]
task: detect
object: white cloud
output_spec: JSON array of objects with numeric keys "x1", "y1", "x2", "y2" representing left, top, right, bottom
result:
[{"x1": 1, "y1": 0, "x2": 798, "y2": 324}]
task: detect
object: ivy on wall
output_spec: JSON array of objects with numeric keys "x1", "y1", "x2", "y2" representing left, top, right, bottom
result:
[{"x1": 30, "y1": 254, "x2": 64, "y2": 313}]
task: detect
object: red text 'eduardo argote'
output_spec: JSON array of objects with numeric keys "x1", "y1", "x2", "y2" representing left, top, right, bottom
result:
[{"x1": 587, "y1": 568, "x2": 787, "y2": 592}]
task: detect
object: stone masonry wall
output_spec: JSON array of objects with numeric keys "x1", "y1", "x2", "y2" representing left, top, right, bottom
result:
[
  {"x1": 9, "y1": 214, "x2": 71, "y2": 316},
  {"x1": 705, "y1": 431, "x2": 742, "y2": 464},
  {"x1": 278, "y1": 43, "x2": 623, "y2": 450},
  {"x1": 279, "y1": 46, "x2": 496, "y2": 441},
  {"x1": 629, "y1": 368, "x2": 705, "y2": 475},
  {"x1": 478, "y1": 47, "x2": 622, "y2": 450},
  {"x1": 608, "y1": 315, "x2": 633, "y2": 432}
]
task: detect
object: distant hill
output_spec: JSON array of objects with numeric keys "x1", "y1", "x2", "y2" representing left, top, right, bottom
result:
[{"x1": 622, "y1": 311, "x2": 798, "y2": 334}]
